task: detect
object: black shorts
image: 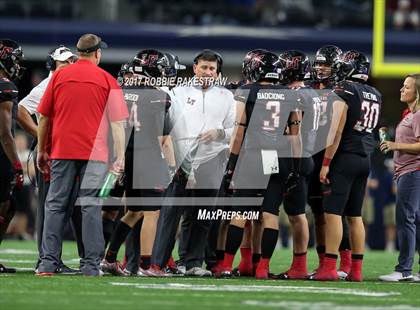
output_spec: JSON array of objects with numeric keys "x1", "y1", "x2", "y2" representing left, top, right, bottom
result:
[
  {"x1": 0, "y1": 159, "x2": 13, "y2": 203},
  {"x1": 101, "y1": 201, "x2": 122, "y2": 212},
  {"x1": 123, "y1": 148, "x2": 169, "y2": 212},
  {"x1": 125, "y1": 189, "x2": 164, "y2": 212},
  {"x1": 322, "y1": 152, "x2": 370, "y2": 217},
  {"x1": 261, "y1": 160, "x2": 290, "y2": 215},
  {"x1": 307, "y1": 151, "x2": 324, "y2": 214},
  {"x1": 231, "y1": 188, "x2": 264, "y2": 214},
  {"x1": 283, "y1": 157, "x2": 314, "y2": 216}
]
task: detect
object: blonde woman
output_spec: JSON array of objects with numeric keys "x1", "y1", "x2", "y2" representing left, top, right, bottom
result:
[{"x1": 380, "y1": 74, "x2": 420, "y2": 282}]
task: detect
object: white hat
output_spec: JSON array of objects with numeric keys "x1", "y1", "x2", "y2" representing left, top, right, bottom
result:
[{"x1": 51, "y1": 46, "x2": 77, "y2": 62}]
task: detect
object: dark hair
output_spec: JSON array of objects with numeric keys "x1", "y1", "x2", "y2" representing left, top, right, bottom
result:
[{"x1": 193, "y1": 49, "x2": 223, "y2": 73}]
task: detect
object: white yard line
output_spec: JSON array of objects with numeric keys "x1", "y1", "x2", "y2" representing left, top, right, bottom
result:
[
  {"x1": 109, "y1": 282, "x2": 401, "y2": 297},
  {"x1": 0, "y1": 258, "x2": 79, "y2": 264},
  {"x1": 242, "y1": 301, "x2": 420, "y2": 310},
  {"x1": 0, "y1": 249, "x2": 38, "y2": 255}
]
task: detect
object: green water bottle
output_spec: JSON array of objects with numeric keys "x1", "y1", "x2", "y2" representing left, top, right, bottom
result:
[
  {"x1": 98, "y1": 172, "x2": 118, "y2": 199},
  {"x1": 379, "y1": 127, "x2": 389, "y2": 154}
]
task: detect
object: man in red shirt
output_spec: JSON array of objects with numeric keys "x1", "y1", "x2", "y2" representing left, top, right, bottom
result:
[{"x1": 36, "y1": 34, "x2": 128, "y2": 276}]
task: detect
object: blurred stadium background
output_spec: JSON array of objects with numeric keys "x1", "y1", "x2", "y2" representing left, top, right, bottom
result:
[{"x1": 1, "y1": 0, "x2": 419, "y2": 252}]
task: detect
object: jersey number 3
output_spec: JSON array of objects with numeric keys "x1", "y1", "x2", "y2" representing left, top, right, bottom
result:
[{"x1": 263, "y1": 101, "x2": 280, "y2": 131}]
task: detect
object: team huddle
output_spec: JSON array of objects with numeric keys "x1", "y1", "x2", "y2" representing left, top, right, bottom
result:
[{"x1": 0, "y1": 35, "x2": 382, "y2": 282}]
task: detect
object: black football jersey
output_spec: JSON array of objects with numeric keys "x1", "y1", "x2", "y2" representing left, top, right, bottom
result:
[
  {"x1": 235, "y1": 83, "x2": 299, "y2": 153},
  {"x1": 123, "y1": 85, "x2": 171, "y2": 151},
  {"x1": 124, "y1": 85, "x2": 172, "y2": 188},
  {"x1": 0, "y1": 78, "x2": 18, "y2": 162},
  {"x1": 334, "y1": 80, "x2": 382, "y2": 156}
]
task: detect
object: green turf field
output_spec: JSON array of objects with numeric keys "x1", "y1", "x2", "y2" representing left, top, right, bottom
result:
[{"x1": 0, "y1": 240, "x2": 419, "y2": 310}]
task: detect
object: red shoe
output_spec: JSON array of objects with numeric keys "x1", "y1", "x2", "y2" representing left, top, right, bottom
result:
[
  {"x1": 310, "y1": 256, "x2": 338, "y2": 281},
  {"x1": 121, "y1": 255, "x2": 127, "y2": 271},
  {"x1": 237, "y1": 261, "x2": 253, "y2": 276},
  {"x1": 277, "y1": 268, "x2": 308, "y2": 280},
  {"x1": 311, "y1": 268, "x2": 339, "y2": 281},
  {"x1": 252, "y1": 262, "x2": 259, "y2": 275},
  {"x1": 147, "y1": 264, "x2": 173, "y2": 277},
  {"x1": 338, "y1": 250, "x2": 352, "y2": 274},
  {"x1": 218, "y1": 253, "x2": 235, "y2": 278},
  {"x1": 255, "y1": 258, "x2": 270, "y2": 279},
  {"x1": 346, "y1": 271, "x2": 363, "y2": 282},
  {"x1": 278, "y1": 253, "x2": 307, "y2": 279},
  {"x1": 167, "y1": 256, "x2": 177, "y2": 270},
  {"x1": 346, "y1": 258, "x2": 363, "y2": 282},
  {"x1": 211, "y1": 261, "x2": 224, "y2": 278},
  {"x1": 35, "y1": 271, "x2": 55, "y2": 277}
]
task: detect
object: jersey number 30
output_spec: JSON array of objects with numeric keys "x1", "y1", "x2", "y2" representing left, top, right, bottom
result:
[{"x1": 354, "y1": 100, "x2": 380, "y2": 133}]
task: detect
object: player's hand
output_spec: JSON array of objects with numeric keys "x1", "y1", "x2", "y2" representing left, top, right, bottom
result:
[
  {"x1": 380, "y1": 141, "x2": 397, "y2": 153},
  {"x1": 198, "y1": 129, "x2": 223, "y2": 143},
  {"x1": 36, "y1": 151, "x2": 50, "y2": 175},
  {"x1": 319, "y1": 166, "x2": 330, "y2": 184},
  {"x1": 13, "y1": 161, "x2": 24, "y2": 190},
  {"x1": 112, "y1": 158, "x2": 125, "y2": 174}
]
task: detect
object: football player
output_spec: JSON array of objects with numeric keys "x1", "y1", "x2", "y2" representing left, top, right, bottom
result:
[
  {"x1": 275, "y1": 50, "x2": 317, "y2": 279},
  {"x1": 220, "y1": 49, "x2": 301, "y2": 279},
  {"x1": 307, "y1": 45, "x2": 353, "y2": 278},
  {"x1": 314, "y1": 51, "x2": 382, "y2": 281},
  {"x1": 17, "y1": 45, "x2": 79, "y2": 273},
  {"x1": 213, "y1": 49, "x2": 269, "y2": 277},
  {"x1": 101, "y1": 49, "x2": 174, "y2": 277},
  {"x1": 0, "y1": 39, "x2": 24, "y2": 273}
]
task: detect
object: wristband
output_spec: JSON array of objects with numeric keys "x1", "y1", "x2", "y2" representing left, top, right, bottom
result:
[
  {"x1": 13, "y1": 161, "x2": 23, "y2": 170},
  {"x1": 322, "y1": 157, "x2": 332, "y2": 167}
]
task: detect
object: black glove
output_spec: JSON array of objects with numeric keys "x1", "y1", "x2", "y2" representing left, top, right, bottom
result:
[
  {"x1": 284, "y1": 170, "x2": 300, "y2": 193},
  {"x1": 222, "y1": 153, "x2": 239, "y2": 195}
]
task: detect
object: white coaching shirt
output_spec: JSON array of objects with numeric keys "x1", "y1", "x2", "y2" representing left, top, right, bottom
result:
[
  {"x1": 18, "y1": 73, "x2": 52, "y2": 122},
  {"x1": 168, "y1": 84, "x2": 235, "y2": 167}
]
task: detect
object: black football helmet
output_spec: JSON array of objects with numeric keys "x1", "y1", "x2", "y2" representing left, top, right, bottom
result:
[
  {"x1": 0, "y1": 39, "x2": 24, "y2": 80},
  {"x1": 313, "y1": 45, "x2": 342, "y2": 83},
  {"x1": 117, "y1": 61, "x2": 134, "y2": 86},
  {"x1": 132, "y1": 49, "x2": 172, "y2": 78},
  {"x1": 337, "y1": 50, "x2": 370, "y2": 82},
  {"x1": 242, "y1": 49, "x2": 280, "y2": 83},
  {"x1": 163, "y1": 52, "x2": 186, "y2": 77},
  {"x1": 277, "y1": 50, "x2": 311, "y2": 84}
]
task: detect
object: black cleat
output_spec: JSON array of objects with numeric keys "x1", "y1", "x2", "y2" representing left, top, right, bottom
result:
[{"x1": 0, "y1": 263, "x2": 16, "y2": 273}]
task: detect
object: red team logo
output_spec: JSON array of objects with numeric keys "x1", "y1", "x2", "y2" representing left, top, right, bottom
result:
[
  {"x1": 0, "y1": 45, "x2": 13, "y2": 60},
  {"x1": 139, "y1": 53, "x2": 159, "y2": 67},
  {"x1": 285, "y1": 56, "x2": 302, "y2": 70}
]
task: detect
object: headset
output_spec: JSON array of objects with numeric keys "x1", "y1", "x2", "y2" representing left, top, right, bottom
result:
[
  {"x1": 45, "y1": 45, "x2": 66, "y2": 71},
  {"x1": 193, "y1": 49, "x2": 223, "y2": 74}
]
